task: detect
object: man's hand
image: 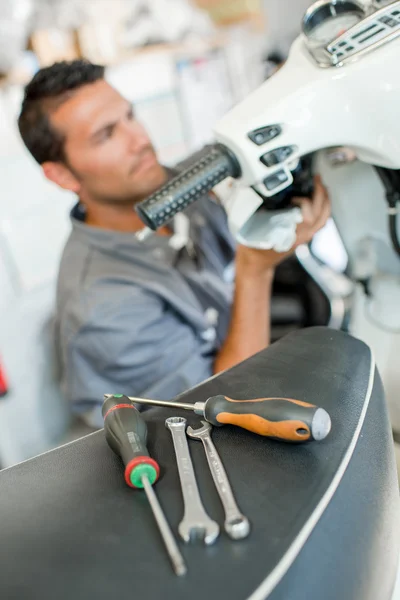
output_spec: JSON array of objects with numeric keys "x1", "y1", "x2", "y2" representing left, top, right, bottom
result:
[
  {"x1": 236, "y1": 175, "x2": 331, "y2": 277},
  {"x1": 213, "y1": 175, "x2": 331, "y2": 374}
]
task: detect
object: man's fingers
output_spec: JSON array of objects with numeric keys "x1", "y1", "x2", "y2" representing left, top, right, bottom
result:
[
  {"x1": 293, "y1": 187, "x2": 331, "y2": 244},
  {"x1": 294, "y1": 194, "x2": 327, "y2": 228},
  {"x1": 294, "y1": 179, "x2": 330, "y2": 223},
  {"x1": 290, "y1": 174, "x2": 331, "y2": 242},
  {"x1": 311, "y1": 197, "x2": 331, "y2": 234},
  {"x1": 294, "y1": 197, "x2": 314, "y2": 225},
  {"x1": 311, "y1": 176, "x2": 329, "y2": 214},
  {"x1": 314, "y1": 174, "x2": 322, "y2": 185}
]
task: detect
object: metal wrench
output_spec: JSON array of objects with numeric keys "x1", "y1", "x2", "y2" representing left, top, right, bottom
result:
[
  {"x1": 187, "y1": 421, "x2": 250, "y2": 540},
  {"x1": 165, "y1": 417, "x2": 220, "y2": 545}
]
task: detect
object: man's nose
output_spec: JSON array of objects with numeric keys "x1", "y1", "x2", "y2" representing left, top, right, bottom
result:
[{"x1": 125, "y1": 120, "x2": 150, "y2": 153}]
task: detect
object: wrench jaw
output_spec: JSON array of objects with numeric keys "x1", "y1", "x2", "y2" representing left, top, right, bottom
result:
[
  {"x1": 186, "y1": 421, "x2": 212, "y2": 439},
  {"x1": 225, "y1": 516, "x2": 251, "y2": 540},
  {"x1": 178, "y1": 520, "x2": 220, "y2": 546},
  {"x1": 203, "y1": 521, "x2": 220, "y2": 545},
  {"x1": 178, "y1": 522, "x2": 201, "y2": 544}
]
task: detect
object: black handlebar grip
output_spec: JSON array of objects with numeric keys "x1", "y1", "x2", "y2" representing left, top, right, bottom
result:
[{"x1": 135, "y1": 143, "x2": 241, "y2": 231}]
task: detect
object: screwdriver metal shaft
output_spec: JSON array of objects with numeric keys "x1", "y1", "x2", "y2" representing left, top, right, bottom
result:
[
  {"x1": 141, "y1": 475, "x2": 187, "y2": 577},
  {"x1": 104, "y1": 393, "x2": 196, "y2": 412}
]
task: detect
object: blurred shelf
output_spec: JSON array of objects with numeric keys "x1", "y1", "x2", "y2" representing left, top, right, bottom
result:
[
  {"x1": 0, "y1": 34, "x2": 228, "y2": 91},
  {"x1": 104, "y1": 34, "x2": 228, "y2": 64}
]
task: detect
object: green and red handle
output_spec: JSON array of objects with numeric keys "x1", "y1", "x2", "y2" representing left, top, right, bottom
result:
[{"x1": 102, "y1": 395, "x2": 160, "y2": 489}]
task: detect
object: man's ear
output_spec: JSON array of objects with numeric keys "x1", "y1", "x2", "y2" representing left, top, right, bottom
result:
[{"x1": 42, "y1": 162, "x2": 81, "y2": 194}]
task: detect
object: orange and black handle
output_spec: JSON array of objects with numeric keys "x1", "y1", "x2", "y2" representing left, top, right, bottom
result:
[
  {"x1": 102, "y1": 395, "x2": 160, "y2": 488},
  {"x1": 196, "y1": 395, "x2": 331, "y2": 443}
]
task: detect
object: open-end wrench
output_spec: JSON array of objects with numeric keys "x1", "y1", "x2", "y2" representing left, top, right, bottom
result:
[
  {"x1": 165, "y1": 417, "x2": 220, "y2": 545},
  {"x1": 187, "y1": 421, "x2": 250, "y2": 540}
]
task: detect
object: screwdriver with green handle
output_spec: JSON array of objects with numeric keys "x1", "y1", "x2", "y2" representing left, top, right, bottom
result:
[
  {"x1": 104, "y1": 393, "x2": 331, "y2": 443},
  {"x1": 102, "y1": 394, "x2": 187, "y2": 576}
]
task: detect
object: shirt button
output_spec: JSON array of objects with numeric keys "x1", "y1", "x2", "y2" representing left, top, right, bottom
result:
[
  {"x1": 194, "y1": 215, "x2": 206, "y2": 227},
  {"x1": 201, "y1": 327, "x2": 216, "y2": 342},
  {"x1": 205, "y1": 307, "x2": 219, "y2": 326},
  {"x1": 223, "y1": 262, "x2": 235, "y2": 283}
]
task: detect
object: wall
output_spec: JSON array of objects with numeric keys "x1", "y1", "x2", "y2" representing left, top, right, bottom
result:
[{"x1": 263, "y1": 0, "x2": 313, "y2": 56}]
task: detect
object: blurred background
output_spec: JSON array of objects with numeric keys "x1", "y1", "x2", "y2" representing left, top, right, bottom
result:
[{"x1": 0, "y1": 0, "x2": 348, "y2": 468}]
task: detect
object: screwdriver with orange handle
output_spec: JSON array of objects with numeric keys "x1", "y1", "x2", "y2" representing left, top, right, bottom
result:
[{"x1": 104, "y1": 393, "x2": 331, "y2": 443}]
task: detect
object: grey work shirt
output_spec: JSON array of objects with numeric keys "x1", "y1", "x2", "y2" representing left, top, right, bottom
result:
[{"x1": 55, "y1": 195, "x2": 235, "y2": 428}]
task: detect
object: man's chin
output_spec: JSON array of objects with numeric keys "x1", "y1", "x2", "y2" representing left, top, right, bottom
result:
[
  {"x1": 132, "y1": 165, "x2": 168, "y2": 200},
  {"x1": 90, "y1": 166, "x2": 168, "y2": 207}
]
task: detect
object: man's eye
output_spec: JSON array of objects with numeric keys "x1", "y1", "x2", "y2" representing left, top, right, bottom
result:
[
  {"x1": 99, "y1": 127, "x2": 114, "y2": 142},
  {"x1": 127, "y1": 109, "x2": 134, "y2": 121}
]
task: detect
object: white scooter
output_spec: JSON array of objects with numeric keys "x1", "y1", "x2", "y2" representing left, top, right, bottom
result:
[{"x1": 137, "y1": 0, "x2": 400, "y2": 432}]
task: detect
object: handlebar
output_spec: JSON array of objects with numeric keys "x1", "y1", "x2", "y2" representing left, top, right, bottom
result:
[{"x1": 135, "y1": 144, "x2": 241, "y2": 231}]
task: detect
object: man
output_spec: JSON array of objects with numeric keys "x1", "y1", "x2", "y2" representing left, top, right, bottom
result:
[{"x1": 18, "y1": 60, "x2": 330, "y2": 428}]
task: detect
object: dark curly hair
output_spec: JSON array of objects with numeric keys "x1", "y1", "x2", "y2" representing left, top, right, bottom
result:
[{"x1": 18, "y1": 60, "x2": 105, "y2": 165}]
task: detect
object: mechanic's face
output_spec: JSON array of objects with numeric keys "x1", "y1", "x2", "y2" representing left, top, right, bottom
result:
[{"x1": 49, "y1": 80, "x2": 167, "y2": 205}]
